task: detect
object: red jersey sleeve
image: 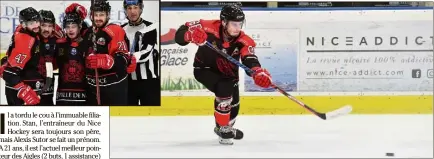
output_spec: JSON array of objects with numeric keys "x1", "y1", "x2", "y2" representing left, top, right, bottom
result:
[
  {"x1": 8, "y1": 33, "x2": 35, "y2": 69},
  {"x1": 184, "y1": 19, "x2": 220, "y2": 38},
  {"x1": 238, "y1": 34, "x2": 257, "y2": 59},
  {"x1": 103, "y1": 24, "x2": 129, "y2": 56},
  {"x1": 237, "y1": 33, "x2": 261, "y2": 69}
]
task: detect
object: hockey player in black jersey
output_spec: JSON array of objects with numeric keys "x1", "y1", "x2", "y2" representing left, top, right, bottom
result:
[
  {"x1": 175, "y1": 4, "x2": 273, "y2": 145},
  {"x1": 122, "y1": 0, "x2": 160, "y2": 106},
  {"x1": 37, "y1": 10, "x2": 57, "y2": 106},
  {"x1": 54, "y1": 13, "x2": 89, "y2": 106},
  {"x1": 85, "y1": 0, "x2": 135, "y2": 105}
]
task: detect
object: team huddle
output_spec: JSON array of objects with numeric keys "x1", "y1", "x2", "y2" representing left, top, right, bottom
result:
[{"x1": 0, "y1": 0, "x2": 160, "y2": 106}]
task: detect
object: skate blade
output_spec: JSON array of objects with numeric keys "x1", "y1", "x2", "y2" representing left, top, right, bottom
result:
[{"x1": 218, "y1": 138, "x2": 233, "y2": 145}]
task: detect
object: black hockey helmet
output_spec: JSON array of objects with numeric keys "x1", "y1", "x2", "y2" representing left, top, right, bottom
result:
[
  {"x1": 123, "y1": 0, "x2": 143, "y2": 10},
  {"x1": 63, "y1": 12, "x2": 82, "y2": 28},
  {"x1": 19, "y1": 7, "x2": 41, "y2": 24},
  {"x1": 39, "y1": 10, "x2": 55, "y2": 24},
  {"x1": 220, "y1": 4, "x2": 245, "y2": 22},
  {"x1": 90, "y1": 0, "x2": 111, "y2": 13}
]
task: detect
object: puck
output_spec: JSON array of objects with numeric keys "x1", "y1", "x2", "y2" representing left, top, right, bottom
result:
[{"x1": 386, "y1": 153, "x2": 394, "y2": 157}]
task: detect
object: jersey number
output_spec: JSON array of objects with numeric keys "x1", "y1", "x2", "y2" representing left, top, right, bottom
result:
[
  {"x1": 117, "y1": 41, "x2": 128, "y2": 52},
  {"x1": 14, "y1": 54, "x2": 27, "y2": 64},
  {"x1": 187, "y1": 21, "x2": 202, "y2": 31}
]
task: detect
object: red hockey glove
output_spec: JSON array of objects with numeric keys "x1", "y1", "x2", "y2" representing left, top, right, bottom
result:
[
  {"x1": 15, "y1": 82, "x2": 40, "y2": 105},
  {"x1": 65, "y1": 3, "x2": 88, "y2": 20},
  {"x1": 184, "y1": 27, "x2": 207, "y2": 46},
  {"x1": 86, "y1": 54, "x2": 114, "y2": 70},
  {"x1": 127, "y1": 55, "x2": 137, "y2": 73},
  {"x1": 251, "y1": 67, "x2": 272, "y2": 88},
  {"x1": 54, "y1": 25, "x2": 64, "y2": 38}
]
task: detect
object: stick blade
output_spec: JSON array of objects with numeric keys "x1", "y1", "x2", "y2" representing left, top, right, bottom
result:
[{"x1": 325, "y1": 105, "x2": 353, "y2": 120}]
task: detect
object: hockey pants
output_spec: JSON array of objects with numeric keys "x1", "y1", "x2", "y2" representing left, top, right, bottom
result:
[{"x1": 193, "y1": 68, "x2": 240, "y2": 128}]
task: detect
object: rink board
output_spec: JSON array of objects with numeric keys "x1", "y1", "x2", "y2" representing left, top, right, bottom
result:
[{"x1": 109, "y1": 95, "x2": 433, "y2": 116}]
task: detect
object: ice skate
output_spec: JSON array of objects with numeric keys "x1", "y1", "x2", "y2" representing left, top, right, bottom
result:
[
  {"x1": 214, "y1": 125, "x2": 244, "y2": 145},
  {"x1": 214, "y1": 126, "x2": 235, "y2": 145}
]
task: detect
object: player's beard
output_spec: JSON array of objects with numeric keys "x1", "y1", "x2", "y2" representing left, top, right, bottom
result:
[
  {"x1": 31, "y1": 27, "x2": 40, "y2": 33},
  {"x1": 41, "y1": 30, "x2": 51, "y2": 38},
  {"x1": 25, "y1": 21, "x2": 40, "y2": 33},
  {"x1": 95, "y1": 20, "x2": 105, "y2": 27}
]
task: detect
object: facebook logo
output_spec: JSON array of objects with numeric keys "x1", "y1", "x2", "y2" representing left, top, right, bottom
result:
[{"x1": 412, "y1": 69, "x2": 421, "y2": 78}]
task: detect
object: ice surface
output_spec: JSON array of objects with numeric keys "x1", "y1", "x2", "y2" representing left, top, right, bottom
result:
[{"x1": 110, "y1": 115, "x2": 433, "y2": 158}]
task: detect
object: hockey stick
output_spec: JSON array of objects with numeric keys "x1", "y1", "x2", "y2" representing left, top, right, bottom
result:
[
  {"x1": 91, "y1": 31, "x2": 101, "y2": 106},
  {"x1": 95, "y1": 69, "x2": 101, "y2": 105},
  {"x1": 90, "y1": 0, "x2": 101, "y2": 106},
  {"x1": 204, "y1": 41, "x2": 352, "y2": 120}
]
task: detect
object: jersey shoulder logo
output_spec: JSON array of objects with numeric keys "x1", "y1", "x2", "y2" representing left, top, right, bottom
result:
[
  {"x1": 248, "y1": 46, "x2": 255, "y2": 54},
  {"x1": 232, "y1": 47, "x2": 239, "y2": 56}
]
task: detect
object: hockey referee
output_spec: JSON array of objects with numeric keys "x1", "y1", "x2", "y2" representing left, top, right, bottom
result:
[{"x1": 122, "y1": 0, "x2": 160, "y2": 106}]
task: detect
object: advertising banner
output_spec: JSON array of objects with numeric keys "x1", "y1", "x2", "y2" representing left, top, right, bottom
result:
[
  {"x1": 243, "y1": 28, "x2": 299, "y2": 92},
  {"x1": 161, "y1": 9, "x2": 432, "y2": 94},
  {"x1": 299, "y1": 21, "x2": 433, "y2": 92},
  {"x1": 160, "y1": 27, "x2": 207, "y2": 92}
]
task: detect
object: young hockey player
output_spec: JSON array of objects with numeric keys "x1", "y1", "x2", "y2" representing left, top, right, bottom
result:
[
  {"x1": 64, "y1": 2, "x2": 91, "y2": 34},
  {"x1": 174, "y1": 4, "x2": 273, "y2": 144},
  {"x1": 86, "y1": 0, "x2": 136, "y2": 105},
  {"x1": 121, "y1": 0, "x2": 159, "y2": 106},
  {"x1": 54, "y1": 12, "x2": 89, "y2": 106},
  {"x1": 2, "y1": 7, "x2": 44, "y2": 105}
]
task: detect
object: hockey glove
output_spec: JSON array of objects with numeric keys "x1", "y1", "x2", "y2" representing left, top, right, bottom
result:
[
  {"x1": 184, "y1": 27, "x2": 207, "y2": 46},
  {"x1": 65, "y1": 3, "x2": 88, "y2": 20},
  {"x1": 15, "y1": 82, "x2": 40, "y2": 105},
  {"x1": 251, "y1": 67, "x2": 272, "y2": 88},
  {"x1": 86, "y1": 54, "x2": 114, "y2": 70},
  {"x1": 126, "y1": 55, "x2": 137, "y2": 73},
  {"x1": 54, "y1": 25, "x2": 65, "y2": 39}
]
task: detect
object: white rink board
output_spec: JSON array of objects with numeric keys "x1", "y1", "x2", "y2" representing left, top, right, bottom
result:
[
  {"x1": 161, "y1": 8, "x2": 433, "y2": 96},
  {"x1": 110, "y1": 115, "x2": 433, "y2": 158}
]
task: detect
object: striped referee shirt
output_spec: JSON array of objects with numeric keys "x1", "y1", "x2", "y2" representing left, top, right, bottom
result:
[{"x1": 122, "y1": 19, "x2": 159, "y2": 80}]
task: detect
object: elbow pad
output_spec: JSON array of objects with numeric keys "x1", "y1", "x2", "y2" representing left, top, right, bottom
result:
[
  {"x1": 242, "y1": 55, "x2": 261, "y2": 76},
  {"x1": 175, "y1": 25, "x2": 190, "y2": 46}
]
